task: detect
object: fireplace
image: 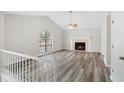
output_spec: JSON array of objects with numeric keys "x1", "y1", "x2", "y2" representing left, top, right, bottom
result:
[{"x1": 75, "y1": 42, "x2": 86, "y2": 51}]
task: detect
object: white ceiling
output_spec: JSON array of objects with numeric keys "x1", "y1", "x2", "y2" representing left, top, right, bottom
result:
[{"x1": 4, "y1": 11, "x2": 107, "y2": 31}]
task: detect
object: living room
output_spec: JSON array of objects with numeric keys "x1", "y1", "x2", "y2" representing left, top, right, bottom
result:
[{"x1": 0, "y1": 11, "x2": 124, "y2": 82}]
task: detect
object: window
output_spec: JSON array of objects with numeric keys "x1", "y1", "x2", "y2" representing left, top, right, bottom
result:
[{"x1": 39, "y1": 30, "x2": 53, "y2": 53}]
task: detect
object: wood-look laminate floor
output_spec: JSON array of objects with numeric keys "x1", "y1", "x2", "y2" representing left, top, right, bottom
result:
[
  {"x1": 5, "y1": 49, "x2": 111, "y2": 82},
  {"x1": 44, "y1": 50, "x2": 111, "y2": 82}
]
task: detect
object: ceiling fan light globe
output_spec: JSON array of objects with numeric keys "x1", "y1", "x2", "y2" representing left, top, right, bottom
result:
[{"x1": 68, "y1": 25, "x2": 74, "y2": 29}]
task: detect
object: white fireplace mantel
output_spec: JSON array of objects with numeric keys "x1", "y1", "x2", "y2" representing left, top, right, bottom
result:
[{"x1": 71, "y1": 37, "x2": 90, "y2": 51}]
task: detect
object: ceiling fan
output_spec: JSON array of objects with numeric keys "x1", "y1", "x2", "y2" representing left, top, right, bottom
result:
[{"x1": 67, "y1": 11, "x2": 79, "y2": 30}]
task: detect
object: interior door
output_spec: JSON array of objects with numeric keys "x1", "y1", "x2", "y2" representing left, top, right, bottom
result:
[{"x1": 111, "y1": 12, "x2": 124, "y2": 81}]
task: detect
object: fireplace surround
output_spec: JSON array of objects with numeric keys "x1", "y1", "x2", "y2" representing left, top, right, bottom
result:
[
  {"x1": 71, "y1": 37, "x2": 90, "y2": 51},
  {"x1": 75, "y1": 42, "x2": 86, "y2": 51}
]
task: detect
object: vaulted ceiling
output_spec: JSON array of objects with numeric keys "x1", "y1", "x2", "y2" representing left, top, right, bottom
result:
[{"x1": 4, "y1": 11, "x2": 107, "y2": 31}]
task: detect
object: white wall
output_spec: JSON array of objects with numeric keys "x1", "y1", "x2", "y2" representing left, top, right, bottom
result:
[
  {"x1": 0, "y1": 13, "x2": 4, "y2": 69},
  {"x1": 101, "y1": 14, "x2": 111, "y2": 66},
  {"x1": 64, "y1": 28, "x2": 101, "y2": 52},
  {"x1": 4, "y1": 15, "x2": 64, "y2": 56},
  {"x1": 106, "y1": 15, "x2": 111, "y2": 66},
  {"x1": 101, "y1": 16, "x2": 107, "y2": 65}
]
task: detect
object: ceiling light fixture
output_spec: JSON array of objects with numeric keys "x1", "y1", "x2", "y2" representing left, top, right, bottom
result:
[{"x1": 67, "y1": 11, "x2": 79, "y2": 30}]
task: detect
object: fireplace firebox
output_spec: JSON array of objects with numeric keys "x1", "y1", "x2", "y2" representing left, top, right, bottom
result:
[{"x1": 75, "y1": 42, "x2": 86, "y2": 51}]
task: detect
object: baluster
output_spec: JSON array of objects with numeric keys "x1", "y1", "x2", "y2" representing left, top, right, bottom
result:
[
  {"x1": 15, "y1": 55, "x2": 18, "y2": 79},
  {"x1": 3, "y1": 52, "x2": 5, "y2": 70},
  {"x1": 5, "y1": 53, "x2": 7, "y2": 70},
  {"x1": 28, "y1": 58, "x2": 31, "y2": 82},
  {"x1": 20, "y1": 56, "x2": 22, "y2": 82},
  {"x1": 32, "y1": 59, "x2": 34, "y2": 82},
  {"x1": 7, "y1": 53, "x2": 8, "y2": 73},
  {"x1": 7, "y1": 54, "x2": 10, "y2": 73},
  {"x1": 41, "y1": 62, "x2": 44, "y2": 82},
  {"x1": 54, "y1": 62, "x2": 57, "y2": 82},
  {"x1": 37, "y1": 61, "x2": 39, "y2": 82},
  {"x1": 11, "y1": 54, "x2": 13, "y2": 76},
  {"x1": 8, "y1": 53, "x2": 10, "y2": 72},
  {"x1": 13, "y1": 54, "x2": 15, "y2": 77},
  {"x1": 8, "y1": 53, "x2": 10, "y2": 71},
  {"x1": 46, "y1": 63, "x2": 49, "y2": 82},
  {"x1": 15, "y1": 55, "x2": 17, "y2": 79},
  {"x1": 13, "y1": 55, "x2": 14, "y2": 77},
  {"x1": 10, "y1": 53, "x2": 11, "y2": 75},
  {"x1": 23, "y1": 58, "x2": 25, "y2": 82},
  {"x1": 4, "y1": 53, "x2": 7, "y2": 69},
  {"x1": 19, "y1": 56, "x2": 22, "y2": 82},
  {"x1": 11, "y1": 54, "x2": 12, "y2": 76},
  {"x1": 2, "y1": 51, "x2": 3, "y2": 69},
  {"x1": 16, "y1": 56, "x2": 19, "y2": 81},
  {"x1": 22, "y1": 56, "x2": 24, "y2": 82},
  {"x1": 13, "y1": 55, "x2": 15, "y2": 78},
  {"x1": 25, "y1": 58, "x2": 27, "y2": 82},
  {"x1": 10, "y1": 54, "x2": 12, "y2": 75}
]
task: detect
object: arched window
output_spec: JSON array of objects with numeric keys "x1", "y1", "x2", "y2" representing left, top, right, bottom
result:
[{"x1": 39, "y1": 30, "x2": 53, "y2": 53}]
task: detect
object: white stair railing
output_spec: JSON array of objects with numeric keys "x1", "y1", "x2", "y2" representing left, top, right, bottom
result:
[{"x1": 1, "y1": 49, "x2": 55, "y2": 82}]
